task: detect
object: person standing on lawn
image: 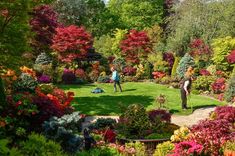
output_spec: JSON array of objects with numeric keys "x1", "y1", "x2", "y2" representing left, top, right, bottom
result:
[
  {"x1": 180, "y1": 66, "x2": 194, "y2": 110},
  {"x1": 111, "y1": 66, "x2": 122, "y2": 92}
]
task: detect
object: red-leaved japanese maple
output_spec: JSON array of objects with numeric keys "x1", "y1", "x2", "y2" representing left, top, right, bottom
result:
[
  {"x1": 30, "y1": 5, "x2": 60, "y2": 50},
  {"x1": 120, "y1": 29, "x2": 152, "y2": 64},
  {"x1": 189, "y1": 38, "x2": 211, "y2": 60},
  {"x1": 51, "y1": 25, "x2": 92, "y2": 62}
]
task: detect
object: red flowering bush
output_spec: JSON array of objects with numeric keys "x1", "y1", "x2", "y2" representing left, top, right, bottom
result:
[
  {"x1": 170, "y1": 141, "x2": 203, "y2": 156},
  {"x1": 212, "y1": 106, "x2": 235, "y2": 123},
  {"x1": 189, "y1": 38, "x2": 211, "y2": 60},
  {"x1": 215, "y1": 70, "x2": 225, "y2": 77},
  {"x1": 190, "y1": 119, "x2": 234, "y2": 156},
  {"x1": 62, "y1": 68, "x2": 76, "y2": 84},
  {"x1": 199, "y1": 69, "x2": 211, "y2": 76},
  {"x1": 152, "y1": 71, "x2": 166, "y2": 79},
  {"x1": 211, "y1": 78, "x2": 226, "y2": 94},
  {"x1": 51, "y1": 25, "x2": 92, "y2": 62},
  {"x1": 227, "y1": 50, "x2": 235, "y2": 64},
  {"x1": 120, "y1": 29, "x2": 152, "y2": 64},
  {"x1": 122, "y1": 66, "x2": 137, "y2": 76},
  {"x1": 75, "y1": 68, "x2": 87, "y2": 80}
]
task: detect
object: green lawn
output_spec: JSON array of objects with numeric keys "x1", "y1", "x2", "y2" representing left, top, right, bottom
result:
[{"x1": 60, "y1": 82, "x2": 223, "y2": 115}]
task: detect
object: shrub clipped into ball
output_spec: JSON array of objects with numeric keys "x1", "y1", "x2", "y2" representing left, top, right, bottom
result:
[{"x1": 117, "y1": 104, "x2": 151, "y2": 139}]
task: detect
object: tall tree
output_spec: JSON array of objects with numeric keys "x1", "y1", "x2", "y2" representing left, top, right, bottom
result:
[{"x1": 108, "y1": 0, "x2": 164, "y2": 30}]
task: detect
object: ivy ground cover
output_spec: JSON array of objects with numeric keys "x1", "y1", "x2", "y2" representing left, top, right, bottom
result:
[{"x1": 60, "y1": 82, "x2": 223, "y2": 115}]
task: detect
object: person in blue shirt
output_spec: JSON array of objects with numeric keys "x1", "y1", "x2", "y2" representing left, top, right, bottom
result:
[{"x1": 111, "y1": 67, "x2": 122, "y2": 92}]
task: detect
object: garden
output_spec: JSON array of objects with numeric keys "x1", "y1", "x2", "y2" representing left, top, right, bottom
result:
[{"x1": 0, "y1": 0, "x2": 235, "y2": 156}]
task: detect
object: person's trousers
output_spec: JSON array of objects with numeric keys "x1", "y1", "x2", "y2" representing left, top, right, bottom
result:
[
  {"x1": 180, "y1": 89, "x2": 187, "y2": 109},
  {"x1": 114, "y1": 81, "x2": 122, "y2": 92}
]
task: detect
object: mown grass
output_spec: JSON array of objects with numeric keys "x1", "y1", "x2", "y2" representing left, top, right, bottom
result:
[{"x1": 60, "y1": 82, "x2": 223, "y2": 115}]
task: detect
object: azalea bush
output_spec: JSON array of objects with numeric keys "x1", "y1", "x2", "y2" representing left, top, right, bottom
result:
[
  {"x1": 199, "y1": 69, "x2": 211, "y2": 76},
  {"x1": 211, "y1": 78, "x2": 226, "y2": 94},
  {"x1": 122, "y1": 66, "x2": 136, "y2": 76}
]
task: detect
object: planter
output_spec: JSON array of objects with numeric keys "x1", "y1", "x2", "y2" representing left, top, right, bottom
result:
[
  {"x1": 117, "y1": 138, "x2": 170, "y2": 150},
  {"x1": 224, "y1": 149, "x2": 235, "y2": 156}
]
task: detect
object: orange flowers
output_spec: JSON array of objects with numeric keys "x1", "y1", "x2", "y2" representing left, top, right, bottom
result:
[{"x1": 20, "y1": 66, "x2": 36, "y2": 78}]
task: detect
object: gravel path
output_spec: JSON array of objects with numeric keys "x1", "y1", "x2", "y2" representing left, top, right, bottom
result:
[{"x1": 82, "y1": 106, "x2": 216, "y2": 129}]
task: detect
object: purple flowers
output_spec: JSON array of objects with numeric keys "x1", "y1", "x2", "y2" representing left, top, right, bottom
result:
[{"x1": 38, "y1": 75, "x2": 51, "y2": 83}]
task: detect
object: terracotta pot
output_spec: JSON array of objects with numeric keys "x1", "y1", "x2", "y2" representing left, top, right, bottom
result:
[{"x1": 224, "y1": 149, "x2": 235, "y2": 156}]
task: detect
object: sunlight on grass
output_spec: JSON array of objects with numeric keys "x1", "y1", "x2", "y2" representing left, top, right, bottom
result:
[{"x1": 59, "y1": 82, "x2": 223, "y2": 115}]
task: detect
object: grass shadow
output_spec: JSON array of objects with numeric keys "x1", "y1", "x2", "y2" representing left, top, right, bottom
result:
[
  {"x1": 192, "y1": 104, "x2": 217, "y2": 112},
  {"x1": 58, "y1": 84, "x2": 96, "y2": 90},
  {"x1": 123, "y1": 89, "x2": 137, "y2": 92},
  {"x1": 72, "y1": 95, "x2": 154, "y2": 115}
]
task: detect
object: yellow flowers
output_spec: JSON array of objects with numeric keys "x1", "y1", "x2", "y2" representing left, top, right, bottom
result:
[
  {"x1": 20, "y1": 66, "x2": 36, "y2": 78},
  {"x1": 170, "y1": 126, "x2": 191, "y2": 142}
]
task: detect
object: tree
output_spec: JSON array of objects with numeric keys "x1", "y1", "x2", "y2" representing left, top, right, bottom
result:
[
  {"x1": 51, "y1": 25, "x2": 92, "y2": 62},
  {"x1": 176, "y1": 53, "x2": 195, "y2": 79},
  {"x1": 0, "y1": 77, "x2": 6, "y2": 108},
  {"x1": 53, "y1": 0, "x2": 118, "y2": 37},
  {"x1": 120, "y1": 29, "x2": 152, "y2": 64},
  {"x1": 108, "y1": 0, "x2": 164, "y2": 30},
  {"x1": 30, "y1": 5, "x2": 60, "y2": 54},
  {"x1": 0, "y1": 0, "x2": 55, "y2": 69},
  {"x1": 166, "y1": 0, "x2": 235, "y2": 56}
]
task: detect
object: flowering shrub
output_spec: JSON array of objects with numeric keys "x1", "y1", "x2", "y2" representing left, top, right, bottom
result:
[
  {"x1": 0, "y1": 68, "x2": 17, "y2": 94},
  {"x1": 152, "y1": 71, "x2": 166, "y2": 79},
  {"x1": 192, "y1": 76, "x2": 216, "y2": 92},
  {"x1": 227, "y1": 50, "x2": 235, "y2": 64},
  {"x1": 190, "y1": 119, "x2": 234, "y2": 155},
  {"x1": 216, "y1": 70, "x2": 226, "y2": 78},
  {"x1": 122, "y1": 66, "x2": 136, "y2": 76},
  {"x1": 75, "y1": 68, "x2": 87, "y2": 80},
  {"x1": 13, "y1": 73, "x2": 38, "y2": 92},
  {"x1": 189, "y1": 38, "x2": 211, "y2": 61},
  {"x1": 62, "y1": 68, "x2": 76, "y2": 84},
  {"x1": 211, "y1": 78, "x2": 226, "y2": 94},
  {"x1": 170, "y1": 141, "x2": 203, "y2": 156},
  {"x1": 120, "y1": 29, "x2": 152, "y2": 64},
  {"x1": 199, "y1": 69, "x2": 211, "y2": 76},
  {"x1": 170, "y1": 126, "x2": 191, "y2": 143},
  {"x1": 212, "y1": 106, "x2": 235, "y2": 123},
  {"x1": 153, "y1": 141, "x2": 174, "y2": 156},
  {"x1": 20, "y1": 66, "x2": 36, "y2": 78},
  {"x1": 37, "y1": 75, "x2": 51, "y2": 83}
]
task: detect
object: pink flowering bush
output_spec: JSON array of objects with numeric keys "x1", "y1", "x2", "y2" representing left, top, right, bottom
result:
[
  {"x1": 211, "y1": 78, "x2": 226, "y2": 94},
  {"x1": 190, "y1": 119, "x2": 234, "y2": 156},
  {"x1": 227, "y1": 50, "x2": 235, "y2": 64},
  {"x1": 213, "y1": 106, "x2": 235, "y2": 123},
  {"x1": 170, "y1": 141, "x2": 203, "y2": 156},
  {"x1": 199, "y1": 69, "x2": 211, "y2": 76}
]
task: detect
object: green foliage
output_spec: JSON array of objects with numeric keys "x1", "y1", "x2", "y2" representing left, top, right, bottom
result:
[
  {"x1": 143, "y1": 61, "x2": 152, "y2": 79},
  {"x1": 20, "y1": 133, "x2": 65, "y2": 156},
  {"x1": 145, "y1": 133, "x2": 172, "y2": 139},
  {"x1": 206, "y1": 65, "x2": 217, "y2": 76},
  {"x1": 125, "y1": 141, "x2": 146, "y2": 156},
  {"x1": 223, "y1": 140, "x2": 235, "y2": 151},
  {"x1": 224, "y1": 75, "x2": 235, "y2": 102},
  {"x1": 108, "y1": 0, "x2": 164, "y2": 30},
  {"x1": 171, "y1": 56, "x2": 179, "y2": 77},
  {"x1": 153, "y1": 141, "x2": 174, "y2": 156},
  {"x1": 192, "y1": 76, "x2": 216, "y2": 92},
  {"x1": 111, "y1": 29, "x2": 128, "y2": 57},
  {"x1": 78, "y1": 146, "x2": 120, "y2": 156},
  {"x1": 166, "y1": 0, "x2": 235, "y2": 55},
  {"x1": 211, "y1": 36, "x2": 235, "y2": 71},
  {"x1": 13, "y1": 73, "x2": 38, "y2": 92},
  {"x1": 154, "y1": 60, "x2": 169, "y2": 73},
  {"x1": 97, "y1": 76, "x2": 110, "y2": 83},
  {"x1": 94, "y1": 35, "x2": 113, "y2": 57},
  {"x1": 89, "y1": 118, "x2": 117, "y2": 130},
  {"x1": 38, "y1": 83, "x2": 55, "y2": 94},
  {"x1": 0, "y1": 77, "x2": 6, "y2": 109},
  {"x1": 176, "y1": 53, "x2": 195, "y2": 79},
  {"x1": 144, "y1": 25, "x2": 163, "y2": 49},
  {"x1": 0, "y1": 139, "x2": 23, "y2": 156},
  {"x1": 112, "y1": 58, "x2": 126, "y2": 72},
  {"x1": 117, "y1": 104, "x2": 151, "y2": 138}
]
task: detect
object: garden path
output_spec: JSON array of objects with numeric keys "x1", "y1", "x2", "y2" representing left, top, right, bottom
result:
[{"x1": 82, "y1": 106, "x2": 216, "y2": 130}]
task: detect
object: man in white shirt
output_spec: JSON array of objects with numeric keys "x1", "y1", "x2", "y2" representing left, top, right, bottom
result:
[{"x1": 180, "y1": 76, "x2": 193, "y2": 110}]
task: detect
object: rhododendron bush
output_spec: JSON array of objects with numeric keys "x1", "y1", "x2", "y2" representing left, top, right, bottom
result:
[
  {"x1": 120, "y1": 29, "x2": 152, "y2": 64},
  {"x1": 211, "y1": 78, "x2": 226, "y2": 94},
  {"x1": 51, "y1": 25, "x2": 92, "y2": 62}
]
